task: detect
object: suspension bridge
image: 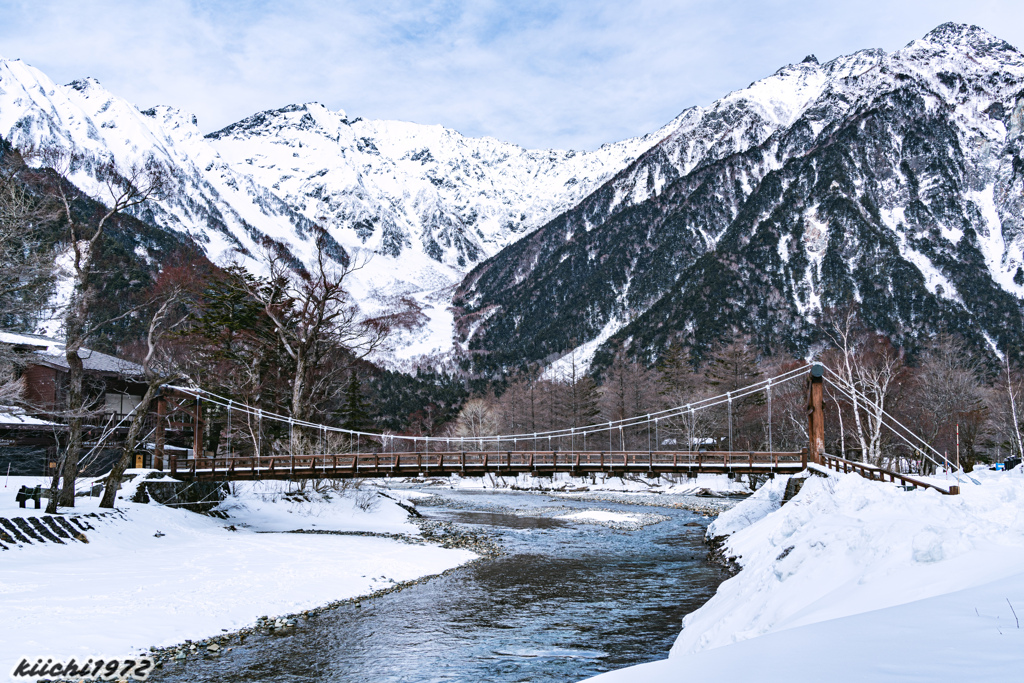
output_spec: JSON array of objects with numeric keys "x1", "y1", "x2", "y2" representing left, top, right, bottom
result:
[{"x1": 148, "y1": 364, "x2": 961, "y2": 495}]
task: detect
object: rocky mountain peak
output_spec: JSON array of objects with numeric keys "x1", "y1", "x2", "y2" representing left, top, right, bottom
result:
[
  {"x1": 913, "y1": 22, "x2": 1019, "y2": 57},
  {"x1": 68, "y1": 77, "x2": 103, "y2": 93}
]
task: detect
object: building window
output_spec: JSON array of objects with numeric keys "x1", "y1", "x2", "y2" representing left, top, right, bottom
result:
[{"x1": 104, "y1": 392, "x2": 142, "y2": 415}]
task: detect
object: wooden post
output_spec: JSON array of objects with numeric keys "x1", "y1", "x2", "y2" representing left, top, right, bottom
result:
[
  {"x1": 807, "y1": 364, "x2": 825, "y2": 465},
  {"x1": 193, "y1": 396, "x2": 203, "y2": 459},
  {"x1": 154, "y1": 395, "x2": 166, "y2": 471}
]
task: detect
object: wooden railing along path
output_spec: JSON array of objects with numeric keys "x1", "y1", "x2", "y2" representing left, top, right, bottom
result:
[
  {"x1": 820, "y1": 453, "x2": 960, "y2": 495},
  {"x1": 168, "y1": 450, "x2": 807, "y2": 481}
]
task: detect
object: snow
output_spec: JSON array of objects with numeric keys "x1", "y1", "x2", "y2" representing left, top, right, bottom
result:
[
  {"x1": 0, "y1": 475, "x2": 475, "y2": 662},
  {"x1": 968, "y1": 184, "x2": 1024, "y2": 297},
  {"x1": 584, "y1": 573, "x2": 1024, "y2": 682},
  {"x1": 541, "y1": 316, "x2": 624, "y2": 379},
  {"x1": 556, "y1": 510, "x2": 643, "y2": 524},
  {"x1": 0, "y1": 330, "x2": 143, "y2": 375},
  {"x1": 437, "y1": 470, "x2": 752, "y2": 496},
  {"x1": 0, "y1": 409, "x2": 55, "y2": 427},
  {"x1": 705, "y1": 474, "x2": 788, "y2": 538},
  {"x1": 217, "y1": 480, "x2": 419, "y2": 534},
  {"x1": 584, "y1": 466, "x2": 1024, "y2": 682}
]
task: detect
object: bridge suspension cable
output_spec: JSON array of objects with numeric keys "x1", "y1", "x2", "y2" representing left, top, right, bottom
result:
[
  {"x1": 820, "y1": 367, "x2": 951, "y2": 473},
  {"x1": 165, "y1": 364, "x2": 811, "y2": 447}
]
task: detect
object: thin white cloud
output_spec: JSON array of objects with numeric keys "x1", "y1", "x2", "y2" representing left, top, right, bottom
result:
[{"x1": 0, "y1": 0, "x2": 1022, "y2": 150}]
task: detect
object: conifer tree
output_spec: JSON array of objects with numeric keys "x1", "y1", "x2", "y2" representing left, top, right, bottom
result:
[{"x1": 341, "y1": 371, "x2": 371, "y2": 433}]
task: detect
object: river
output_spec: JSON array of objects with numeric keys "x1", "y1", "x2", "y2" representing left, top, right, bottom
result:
[{"x1": 154, "y1": 489, "x2": 731, "y2": 682}]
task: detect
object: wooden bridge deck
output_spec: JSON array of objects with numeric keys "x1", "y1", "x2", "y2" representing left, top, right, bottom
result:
[{"x1": 167, "y1": 450, "x2": 807, "y2": 481}]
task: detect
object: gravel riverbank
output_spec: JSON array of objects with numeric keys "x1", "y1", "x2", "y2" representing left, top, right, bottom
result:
[{"x1": 148, "y1": 521, "x2": 499, "y2": 671}]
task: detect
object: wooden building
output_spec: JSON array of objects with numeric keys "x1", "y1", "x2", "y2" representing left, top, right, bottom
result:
[{"x1": 0, "y1": 330, "x2": 150, "y2": 475}]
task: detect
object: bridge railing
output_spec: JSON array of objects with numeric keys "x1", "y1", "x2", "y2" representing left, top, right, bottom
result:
[
  {"x1": 169, "y1": 450, "x2": 806, "y2": 478},
  {"x1": 820, "y1": 453, "x2": 960, "y2": 495}
]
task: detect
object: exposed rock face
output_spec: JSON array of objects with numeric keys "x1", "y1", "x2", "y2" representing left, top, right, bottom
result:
[
  {"x1": 454, "y1": 24, "x2": 1024, "y2": 374},
  {"x1": 205, "y1": 103, "x2": 680, "y2": 271}
]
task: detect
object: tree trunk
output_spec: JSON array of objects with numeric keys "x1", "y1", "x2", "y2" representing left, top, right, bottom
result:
[
  {"x1": 100, "y1": 383, "x2": 158, "y2": 508},
  {"x1": 58, "y1": 347, "x2": 85, "y2": 507},
  {"x1": 290, "y1": 350, "x2": 308, "y2": 455},
  {"x1": 44, "y1": 451, "x2": 63, "y2": 514}
]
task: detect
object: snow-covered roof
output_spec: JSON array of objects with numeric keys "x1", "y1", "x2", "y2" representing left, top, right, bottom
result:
[
  {"x1": 0, "y1": 330, "x2": 144, "y2": 377},
  {"x1": 0, "y1": 407, "x2": 57, "y2": 427}
]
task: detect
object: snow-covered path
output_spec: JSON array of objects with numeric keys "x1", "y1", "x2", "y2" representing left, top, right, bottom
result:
[{"x1": 0, "y1": 476, "x2": 475, "y2": 664}]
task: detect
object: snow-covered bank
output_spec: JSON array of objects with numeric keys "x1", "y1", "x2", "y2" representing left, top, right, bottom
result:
[
  {"x1": 420, "y1": 471, "x2": 752, "y2": 496},
  {"x1": 585, "y1": 571, "x2": 1024, "y2": 682},
  {"x1": 584, "y1": 467, "x2": 1024, "y2": 682},
  {"x1": 0, "y1": 475, "x2": 475, "y2": 666}
]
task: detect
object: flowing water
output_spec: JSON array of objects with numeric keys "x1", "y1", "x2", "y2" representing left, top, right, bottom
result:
[{"x1": 154, "y1": 489, "x2": 731, "y2": 683}]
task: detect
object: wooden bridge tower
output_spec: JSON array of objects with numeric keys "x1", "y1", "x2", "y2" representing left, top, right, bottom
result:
[{"x1": 807, "y1": 364, "x2": 824, "y2": 465}]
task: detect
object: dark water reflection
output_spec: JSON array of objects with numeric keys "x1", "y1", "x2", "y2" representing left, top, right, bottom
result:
[{"x1": 155, "y1": 491, "x2": 728, "y2": 683}]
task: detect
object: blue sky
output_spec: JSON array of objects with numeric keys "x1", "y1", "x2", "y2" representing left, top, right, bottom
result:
[{"x1": 1, "y1": 0, "x2": 1022, "y2": 150}]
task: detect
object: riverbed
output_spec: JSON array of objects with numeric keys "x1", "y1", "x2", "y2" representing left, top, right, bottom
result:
[{"x1": 153, "y1": 489, "x2": 732, "y2": 682}]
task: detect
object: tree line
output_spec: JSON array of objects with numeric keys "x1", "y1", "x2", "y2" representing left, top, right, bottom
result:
[{"x1": 450, "y1": 310, "x2": 1022, "y2": 474}]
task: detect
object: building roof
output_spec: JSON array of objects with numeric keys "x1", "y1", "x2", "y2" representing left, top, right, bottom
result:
[
  {"x1": 0, "y1": 330, "x2": 144, "y2": 377},
  {"x1": 0, "y1": 407, "x2": 58, "y2": 427}
]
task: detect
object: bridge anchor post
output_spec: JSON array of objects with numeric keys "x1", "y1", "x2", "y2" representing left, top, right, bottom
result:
[{"x1": 807, "y1": 364, "x2": 825, "y2": 465}]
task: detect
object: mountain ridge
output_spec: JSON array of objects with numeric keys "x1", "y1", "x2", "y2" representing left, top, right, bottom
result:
[
  {"x1": 0, "y1": 58, "x2": 686, "y2": 365},
  {"x1": 452, "y1": 22, "x2": 1024, "y2": 375},
  {"x1": 2, "y1": 22, "x2": 1020, "y2": 375}
]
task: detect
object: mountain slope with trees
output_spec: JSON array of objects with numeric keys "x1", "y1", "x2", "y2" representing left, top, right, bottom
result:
[{"x1": 453, "y1": 24, "x2": 1024, "y2": 375}]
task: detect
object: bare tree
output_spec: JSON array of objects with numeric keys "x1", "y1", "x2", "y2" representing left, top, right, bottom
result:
[
  {"x1": 997, "y1": 355, "x2": 1024, "y2": 461},
  {"x1": 0, "y1": 154, "x2": 57, "y2": 330},
  {"x1": 906, "y1": 334, "x2": 988, "y2": 471},
  {"x1": 243, "y1": 235, "x2": 413, "y2": 454},
  {"x1": 41, "y1": 151, "x2": 167, "y2": 511},
  {"x1": 99, "y1": 285, "x2": 189, "y2": 508},
  {"x1": 453, "y1": 397, "x2": 498, "y2": 449},
  {"x1": 820, "y1": 308, "x2": 904, "y2": 465},
  {"x1": 656, "y1": 341, "x2": 716, "y2": 449},
  {"x1": 0, "y1": 344, "x2": 27, "y2": 407},
  {"x1": 551, "y1": 349, "x2": 600, "y2": 440},
  {"x1": 599, "y1": 353, "x2": 659, "y2": 449}
]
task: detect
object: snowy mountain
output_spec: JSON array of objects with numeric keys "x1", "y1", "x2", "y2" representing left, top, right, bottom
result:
[
  {"x1": 0, "y1": 61, "x2": 319, "y2": 265},
  {"x1": 454, "y1": 24, "x2": 1024, "y2": 375},
  {"x1": 206, "y1": 103, "x2": 677, "y2": 271},
  {"x1": 0, "y1": 58, "x2": 674, "y2": 365},
  {"x1": 5, "y1": 22, "x2": 1022, "y2": 375}
]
